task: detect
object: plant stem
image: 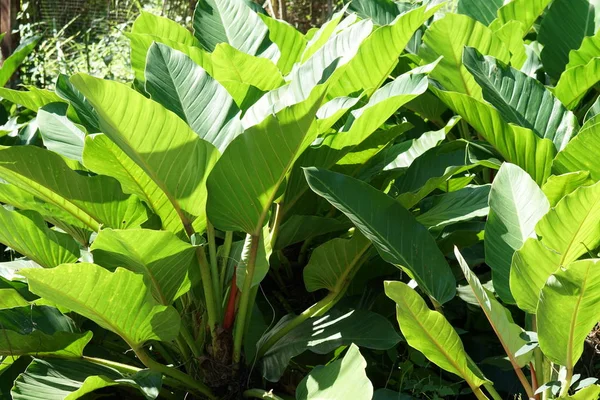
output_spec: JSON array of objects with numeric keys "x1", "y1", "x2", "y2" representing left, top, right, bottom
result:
[
  {"x1": 256, "y1": 291, "x2": 338, "y2": 360},
  {"x1": 219, "y1": 231, "x2": 234, "y2": 290},
  {"x1": 232, "y1": 233, "x2": 261, "y2": 364},
  {"x1": 207, "y1": 221, "x2": 222, "y2": 319},
  {"x1": 472, "y1": 387, "x2": 490, "y2": 400},
  {"x1": 532, "y1": 316, "x2": 546, "y2": 399},
  {"x1": 483, "y1": 383, "x2": 502, "y2": 400},
  {"x1": 135, "y1": 347, "x2": 216, "y2": 399},
  {"x1": 180, "y1": 323, "x2": 202, "y2": 359},
  {"x1": 196, "y1": 246, "x2": 219, "y2": 346},
  {"x1": 269, "y1": 203, "x2": 283, "y2": 247},
  {"x1": 243, "y1": 388, "x2": 286, "y2": 400},
  {"x1": 559, "y1": 368, "x2": 573, "y2": 398},
  {"x1": 82, "y1": 356, "x2": 143, "y2": 374}
]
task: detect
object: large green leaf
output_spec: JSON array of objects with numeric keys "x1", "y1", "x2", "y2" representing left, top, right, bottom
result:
[
  {"x1": 145, "y1": 43, "x2": 242, "y2": 152},
  {"x1": 419, "y1": 13, "x2": 510, "y2": 99},
  {"x1": 296, "y1": 344, "x2": 373, "y2": 400},
  {"x1": 127, "y1": 33, "x2": 211, "y2": 83},
  {"x1": 37, "y1": 103, "x2": 86, "y2": 162},
  {"x1": 0, "y1": 35, "x2": 40, "y2": 87},
  {"x1": 304, "y1": 167, "x2": 456, "y2": 304},
  {"x1": 0, "y1": 182, "x2": 90, "y2": 245},
  {"x1": 133, "y1": 11, "x2": 199, "y2": 47},
  {"x1": 458, "y1": 0, "x2": 503, "y2": 25},
  {"x1": 206, "y1": 88, "x2": 324, "y2": 235},
  {"x1": 553, "y1": 114, "x2": 600, "y2": 180},
  {"x1": 72, "y1": 74, "x2": 219, "y2": 235},
  {"x1": 0, "y1": 87, "x2": 64, "y2": 112},
  {"x1": 11, "y1": 358, "x2": 161, "y2": 400},
  {"x1": 537, "y1": 259, "x2": 600, "y2": 368},
  {"x1": 417, "y1": 185, "x2": 490, "y2": 230},
  {"x1": 22, "y1": 263, "x2": 180, "y2": 349},
  {"x1": 285, "y1": 71, "x2": 429, "y2": 215},
  {"x1": 538, "y1": 0, "x2": 595, "y2": 79},
  {"x1": 348, "y1": 0, "x2": 412, "y2": 26},
  {"x1": 259, "y1": 14, "x2": 306, "y2": 75},
  {"x1": 210, "y1": 43, "x2": 284, "y2": 109},
  {"x1": 300, "y1": 7, "x2": 348, "y2": 62},
  {"x1": 193, "y1": 0, "x2": 270, "y2": 56},
  {"x1": 259, "y1": 308, "x2": 399, "y2": 381},
  {"x1": 91, "y1": 229, "x2": 196, "y2": 305},
  {"x1": 542, "y1": 172, "x2": 594, "y2": 207},
  {"x1": 384, "y1": 281, "x2": 487, "y2": 391},
  {"x1": 455, "y1": 248, "x2": 531, "y2": 368},
  {"x1": 82, "y1": 135, "x2": 181, "y2": 234},
  {"x1": 463, "y1": 47, "x2": 577, "y2": 151},
  {"x1": 274, "y1": 215, "x2": 350, "y2": 250},
  {"x1": 0, "y1": 146, "x2": 147, "y2": 232},
  {"x1": 0, "y1": 207, "x2": 79, "y2": 269},
  {"x1": 55, "y1": 74, "x2": 100, "y2": 133},
  {"x1": 0, "y1": 305, "x2": 92, "y2": 358},
  {"x1": 431, "y1": 86, "x2": 555, "y2": 185},
  {"x1": 303, "y1": 232, "x2": 371, "y2": 292},
  {"x1": 553, "y1": 30, "x2": 600, "y2": 109},
  {"x1": 485, "y1": 163, "x2": 550, "y2": 303},
  {"x1": 394, "y1": 140, "x2": 497, "y2": 209},
  {"x1": 326, "y1": 4, "x2": 440, "y2": 99},
  {"x1": 489, "y1": 0, "x2": 552, "y2": 34},
  {"x1": 511, "y1": 181, "x2": 600, "y2": 313}
]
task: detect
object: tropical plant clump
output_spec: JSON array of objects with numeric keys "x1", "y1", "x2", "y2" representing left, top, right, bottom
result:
[{"x1": 1, "y1": 0, "x2": 600, "y2": 399}]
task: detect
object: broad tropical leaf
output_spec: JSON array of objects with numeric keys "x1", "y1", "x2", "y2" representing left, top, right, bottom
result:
[
  {"x1": 542, "y1": 172, "x2": 594, "y2": 207},
  {"x1": 432, "y1": 86, "x2": 555, "y2": 184},
  {"x1": 207, "y1": 88, "x2": 324, "y2": 235},
  {"x1": 22, "y1": 263, "x2": 181, "y2": 348},
  {"x1": 348, "y1": 0, "x2": 412, "y2": 26},
  {"x1": 455, "y1": 248, "x2": 532, "y2": 367},
  {"x1": 193, "y1": 0, "x2": 271, "y2": 56},
  {"x1": 538, "y1": 0, "x2": 595, "y2": 79},
  {"x1": 11, "y1": 358, "x2": 161, "y2": 400},
  {"x1": 0, "y1": 146, "x2": 148, "y2": 232},
  {"x1": 394, "y1": 140, "x2": 497, "y2": 209},
  {"x1": 419, "y1": 13, "x2": 510, "y2": 99},
  {"x1": 55, "y1": 74, "x2": 100, "y2": 133},
  {"x1": 553, "y1": 115, "x2": 600, "y2": 180},
  {"x1": 458, "y1": 0, "x2": 503, "y2": 25},
  {"x1": 296, "y1": 344, "x2": 373, "y2": 400},
  {"x1": 72, "y1": 74, "x2": 219, "y2": 235},
  {"x1": 305, "y1": 167, "x2": 456, "y2": 304},
  {"x1": 485, "y1": 163, "x2": 550, "y2": 303},
  {"x1": 259, "y1": 308, "x2": 399, "y2": 382},
  {"x1": 274, "y1": 215, "x2": 350, "y2": 250},
  {"x1": 489, "y1": 0, "x2": 552, "y2": 34},
  {"x1": 91, "y1": 229, "x2": 196, "y2": 305},
  {"x1": 145, "y1": 43, "x2": 242, "y2": 152},
  {"x1": 538, "y1": 259, "x2": 600, "y2": 368},
  {"x1": 0, "y1": 305, "x2": 92, "y2": 358},
  {"x1": 417, "y1": 185, "x2": 490, "y2": 229},
  {"x1": 259, "y1": 14, "x2": 307, "y2": 75},
  {"x1": 37, "y1": 103, "x2": 86, "y2": 162},
  {"x1": 511, "y1": 181, "x2": 600, "y2": 313},
  {"x1": 133, "y1": 11, "x2": 199, "y2": 46},
  {"x1": 303, "y1": 232, "x2": 371, "y2": 292},
  {"x1": 384, "y1": 281, "x2": 488, "y2": 391},
  {"x1": 285, "y1": 71, "x2": 429, "y2": 215},
  {"x1": 0, "y1": 36, "x2": 40, "y2": 87},
  {"x1": 0, "y1": 87, "x2": 64, "y2": 112},
  {"x1": 463, "y1": 47, "x2": 577, "y2": 151},
  {"x1": 326, "y1": 4, "x2": 440, "y2": 99},
  {"x1": 0, "y1": 207, "x2": 79, "y2": 269}
]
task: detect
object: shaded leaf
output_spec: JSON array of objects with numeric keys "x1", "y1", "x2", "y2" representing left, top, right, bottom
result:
[
  {"x1": 304, "y1": 167, "x2": 456, "y2": 304},
  {"x1": 485, "y1": 163, "x2": 549, "y2": 303}
]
